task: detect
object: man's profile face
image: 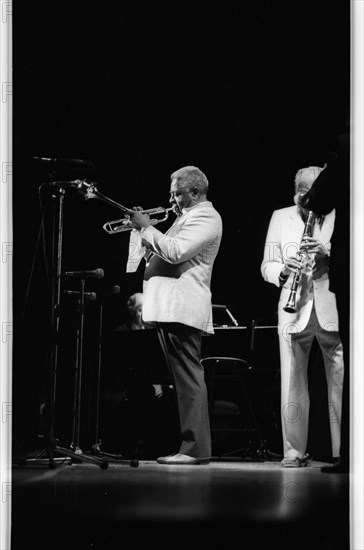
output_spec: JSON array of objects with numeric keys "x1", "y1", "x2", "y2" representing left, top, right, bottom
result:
[
  {"x1": 169, "y1": 178, "x2": 194, "y2": 214},
  {"x1": 294, "y1": 180, "x2": 313, "y2": 214}
]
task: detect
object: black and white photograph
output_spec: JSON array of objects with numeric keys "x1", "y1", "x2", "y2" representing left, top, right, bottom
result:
[{"x1": 3, "y1": 2, "x2": 363, "y2": 549}]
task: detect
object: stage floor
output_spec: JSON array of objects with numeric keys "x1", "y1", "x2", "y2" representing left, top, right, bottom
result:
[{"x1": 10, "y1": 456, "x2": 350, "y2": 550}]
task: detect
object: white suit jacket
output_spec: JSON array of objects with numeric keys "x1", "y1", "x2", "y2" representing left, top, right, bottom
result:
[
  {"x1": 261, "y1": 205, "x2": 339, "y2": 333},
  {"x1": 140, "y1": 201, "x2": 222, "y2": 334}
]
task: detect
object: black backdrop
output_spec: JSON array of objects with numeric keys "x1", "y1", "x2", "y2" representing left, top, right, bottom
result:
[{"x1": 12, "y1": 1, "x2": 350, "y2": 453}]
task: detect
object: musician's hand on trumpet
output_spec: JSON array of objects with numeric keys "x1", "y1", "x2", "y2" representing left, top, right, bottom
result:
[{"x1": 128, "y1": 206, "x2": 151, "y2": 230}]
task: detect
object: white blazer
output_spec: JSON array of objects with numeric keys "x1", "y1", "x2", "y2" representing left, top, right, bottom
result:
[
  {"x1": 261, "y1": 205, "x2": 339, "y2": 333},
  {"x1": 141, "y1": 201, "x2": 223, "y2": 334}
]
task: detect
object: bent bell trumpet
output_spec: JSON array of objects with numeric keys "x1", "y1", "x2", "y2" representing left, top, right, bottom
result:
[
  {"x1": 73, "y1": 179, "x2": 175, "y2": 234},
  {"x1": 103, "y1": 206, "x2": 175, "y2": 234}
]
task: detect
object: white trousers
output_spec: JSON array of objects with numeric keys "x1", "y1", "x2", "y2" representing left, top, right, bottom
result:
[{"x1": 279, "y1": 305, "x2": 344, "y2": 459}]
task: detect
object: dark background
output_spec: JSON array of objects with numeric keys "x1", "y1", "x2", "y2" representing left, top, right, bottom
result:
[{"x1": 12, "y1": 1, "x2": 350, "y2": 455}]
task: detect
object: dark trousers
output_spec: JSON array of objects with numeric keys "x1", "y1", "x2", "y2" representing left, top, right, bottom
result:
[{"x1": 157, "y1": 323, "x2": 211, "y2": 459}]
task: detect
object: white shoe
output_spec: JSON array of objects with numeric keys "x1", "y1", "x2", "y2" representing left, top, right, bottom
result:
[{"x1": 156, "y1": 453, "x2": 210, "y2": 465}]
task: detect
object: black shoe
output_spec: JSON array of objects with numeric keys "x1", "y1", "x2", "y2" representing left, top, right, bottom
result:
[{"x1": 321, "y1": 459, "x2": 348, "y2": 473}]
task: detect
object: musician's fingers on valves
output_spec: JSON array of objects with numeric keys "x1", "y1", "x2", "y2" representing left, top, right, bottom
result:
[{"x1": 129, "y1": 207, "x2": 151, "y2": 230}]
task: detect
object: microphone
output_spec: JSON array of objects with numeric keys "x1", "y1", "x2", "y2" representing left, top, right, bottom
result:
[
  {"x1": 105, "y1": 285, "x2": 121, "y2": 297},
  {"x1": 63, "y1": 290, "x2": 97, "y2": 301},
  {"x1": 63, "y1": 268, "x2": 104, "y2": 279},
  {"x1": 99, "y1": 285, "x2": 121, "y2": 301}
]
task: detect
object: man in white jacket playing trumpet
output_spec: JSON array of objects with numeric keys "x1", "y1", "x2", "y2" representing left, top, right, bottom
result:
[
  {"x1": 129, "y1": 166, "x2": 222, "y2": 465},
  {"x1": 261, "y1": 166, "x2": 344, "y2": 467}
]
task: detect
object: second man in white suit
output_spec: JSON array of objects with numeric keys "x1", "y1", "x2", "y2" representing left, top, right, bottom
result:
[{"x1": 261, "y1": 166, "x2": 344, "y2": 468}]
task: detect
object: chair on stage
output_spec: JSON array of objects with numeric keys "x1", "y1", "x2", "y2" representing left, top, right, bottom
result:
[
  {"x1": 201, "y1": 355, "x2": 265, "y2": 460},
  {"x1": 201, "y1": 305, "x2": 264, "y2": 459}
]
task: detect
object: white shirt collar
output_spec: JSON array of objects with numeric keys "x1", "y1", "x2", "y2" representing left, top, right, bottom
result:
[{"x1": 181, "y1": 200, "x2": 210, "y2": 215}]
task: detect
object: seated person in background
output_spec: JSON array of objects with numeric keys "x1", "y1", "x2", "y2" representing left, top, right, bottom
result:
[
  {"x1": 114, "y1": 292, "x2": 162, "y2": 398},
  {"x1": 114, "y1": 292, "x2": 144, "y2": 331}
]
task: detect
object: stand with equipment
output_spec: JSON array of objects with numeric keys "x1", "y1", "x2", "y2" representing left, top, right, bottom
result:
[
  {"x1": 18, "y1": 175, "x2": 108, "y2": 469},
  {"x1": 89, "y1": 289, "x2": 139, "y2": 467},
  {"x1": 45, "y1": 184, "x2": 108, "y2": 469}
]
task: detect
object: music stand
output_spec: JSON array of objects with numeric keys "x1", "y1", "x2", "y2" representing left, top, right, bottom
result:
[{"x1": 212, "y1": 304, "x2": 239, "y2": 327}]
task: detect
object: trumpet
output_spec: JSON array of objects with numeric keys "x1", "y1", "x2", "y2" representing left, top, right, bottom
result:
[
  {"x1": 73, "y1": 179, "x2": 175, "y2": 234},
  {"x1": 103, "y1": 206, "x2": 175, "y2": 234},
  {"x1": 283, "y1": 210, "x2": 315, "y2": 313}
]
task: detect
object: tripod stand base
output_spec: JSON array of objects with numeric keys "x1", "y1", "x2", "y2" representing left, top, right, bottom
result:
[
  {"x1": 213, "y1": 439, "x2": 280, "y2": 462},
  {"x1": 14, "y1": 445, "x2": 109, "y2": 469},
  {"x1": 16, "y1": 456, "x2": 73, "y2": 468},
  {"x1": 56, "y1": 446, "x2": 109, "y2": 469},
  {"x1": 89, "y1": 446, "x2": 139, "y2": 467}
]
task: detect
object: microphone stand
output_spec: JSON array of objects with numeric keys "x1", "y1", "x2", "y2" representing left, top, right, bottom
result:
[
  {"x1": 49, "y1": 190, "x2": 108, "y2": 469},
  {"x1": 19, "y1": 185, "x2": 107, "y2": 469},
  {"x1": 89, "y1": 294, "x2": 139, "y2": 467},
  {"x1": 49, "y1": 187, "x2": 65, "y2": 452},
  {"x1": 70, "y1": 279, "x2": 86, "y2": 454}
]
